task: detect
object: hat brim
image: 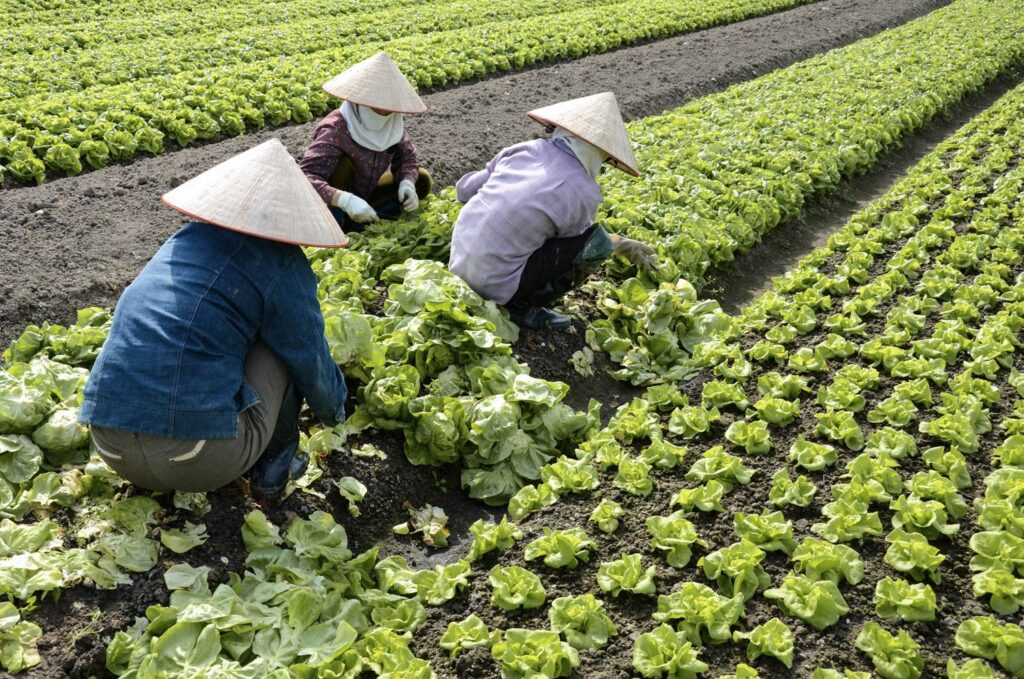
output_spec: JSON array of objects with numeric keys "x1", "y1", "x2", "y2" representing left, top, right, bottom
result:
[
  {"x1": 528, "y1": 112, "x2": 639, "y2": 177},
  {"x1": 322, "y1": 86, "x2": 428, "y2": 115},
  {"x1": 161, "y1": 197, "x2": 350, "y2": 249}
]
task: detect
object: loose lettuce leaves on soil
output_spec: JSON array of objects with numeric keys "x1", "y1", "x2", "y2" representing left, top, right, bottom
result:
[
  {"x1": 392, "y1": 503, "x2": 449, "y2": 548},
  {"x1": 159, "y1": 522, "x2": 209, "y2": 554}
]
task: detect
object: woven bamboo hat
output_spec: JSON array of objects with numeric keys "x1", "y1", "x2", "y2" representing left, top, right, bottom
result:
[
  {"x1": 162, "y1": 138, "x2": 348, "y2": 248},
  {"x1": 527, "y1": 92, "x2": 638, "y2": 176},
  {"x1": 323, "y1": 52, "x2": 427, "y2": 114}
]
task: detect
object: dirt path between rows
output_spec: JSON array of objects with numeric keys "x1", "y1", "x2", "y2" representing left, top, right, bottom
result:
[{"x1": 0, "y1": 0, "x2": 950, "y2": 348}]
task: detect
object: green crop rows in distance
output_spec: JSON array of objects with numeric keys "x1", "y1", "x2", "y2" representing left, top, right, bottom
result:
[
  {"x1": 585, "y1": 0, "x2": 1024, "y2": 386},
  {"x1": 0, "y1": 0, "x2": 815, "y2": 184}
]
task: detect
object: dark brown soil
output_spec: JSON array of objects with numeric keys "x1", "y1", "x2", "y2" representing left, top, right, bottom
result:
[{"x1": 0, "y1": 0, "x2": 952, "y2": 350}]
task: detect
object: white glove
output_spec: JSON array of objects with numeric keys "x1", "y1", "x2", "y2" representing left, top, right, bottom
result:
[
  {"x1": 334, "y1": 191, "x2": 379, "y2": 224},
  {"x1": 613, "y1": 236, "x2": 659, "y2": 272},
  {"x1": 398, "y1": 179, "x2": 419, "y2": 212}
]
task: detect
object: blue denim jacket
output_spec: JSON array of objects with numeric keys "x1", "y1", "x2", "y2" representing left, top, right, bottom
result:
[{"x1": 80, "y1": 221, "x2": 347, "y2": 439}]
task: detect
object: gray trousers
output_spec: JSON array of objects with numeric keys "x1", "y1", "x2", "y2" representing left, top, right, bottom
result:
[{"x1": 90, "y1": 341, "x2": 290, "y2": 492}]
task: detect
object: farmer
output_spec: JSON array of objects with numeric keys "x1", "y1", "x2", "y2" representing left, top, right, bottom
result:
[
  {"x1": 79, "y1": 139, "x2": 349, "y2": 499},
  {"x1": 300, "y1": 51, "x2": 432, "y2": 231},
  {"x1": 448, "y1": 92, "x2": 658, "y2": 330}
]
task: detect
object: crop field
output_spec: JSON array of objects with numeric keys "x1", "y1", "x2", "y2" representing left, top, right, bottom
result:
[
  {"x1": 1, "y1": 0, "x2": 1023, "y2": 677},
  {"x1": 0, "y1": 0, "x2": 814, "y2": 184}
]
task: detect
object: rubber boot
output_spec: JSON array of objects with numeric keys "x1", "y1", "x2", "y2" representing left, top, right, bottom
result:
[
  {"x1": 509, "y1": 306, "x2": 572, "y2": 330},
  {"x1": 507, "y1": 226, "x2": 614, "y2": 332},
  {"x1": 249, "y1": 383, "x2": 306, "y2": 499}
]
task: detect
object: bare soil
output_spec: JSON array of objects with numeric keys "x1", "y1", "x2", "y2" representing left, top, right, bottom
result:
[{"x1": 0, "y1": 0, "x2": 953, "y2": 349}]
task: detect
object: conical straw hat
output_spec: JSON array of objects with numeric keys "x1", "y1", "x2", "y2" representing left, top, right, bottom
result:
[
  {"x1": 323, "y1": 52, "x2": 427, "y2": 114},
  {"x1": 527, "y1": 92, "x2": 638, "y2": 176},
  {"x1": 162, "y1": 138, "x2": 348, "y2": 248}
]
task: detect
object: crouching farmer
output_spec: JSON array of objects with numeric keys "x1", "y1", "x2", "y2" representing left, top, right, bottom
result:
[
  {"x1": 448, "y1": 92, "x2": 658, "y2": 331},
  {"x1": 300, "y1": 52, "x2": 432, "y2": 232},
  {"x1": 79, "y1": 139, "x2": 349, "y2": 498}
]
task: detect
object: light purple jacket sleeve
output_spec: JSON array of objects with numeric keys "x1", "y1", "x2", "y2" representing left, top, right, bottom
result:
[{"x1": 456, "y1": 149, "x2": 506, "y2": 203}]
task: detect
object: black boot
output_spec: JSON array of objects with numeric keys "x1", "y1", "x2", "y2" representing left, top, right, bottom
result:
[{"x1": 509, "y1": 306, "x2": 572, "y2": 330}]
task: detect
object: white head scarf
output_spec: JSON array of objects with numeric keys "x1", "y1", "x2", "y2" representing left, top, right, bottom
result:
[
  {"x1": 553, "y1": 127, "x2": 608, "y2": 179},
  {"x1": 341, "y1": 101, "x2": 405, "y2": 152}
]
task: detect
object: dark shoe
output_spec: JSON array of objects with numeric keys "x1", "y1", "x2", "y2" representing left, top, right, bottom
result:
[
  {"x1": 510, "y1": 306, "x2": 572, "y2": 331},
  {"x1": 249, "y1": 436, "x2": 305, "y2": 499}
]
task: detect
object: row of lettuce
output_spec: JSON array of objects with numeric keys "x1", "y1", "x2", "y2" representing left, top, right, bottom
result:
[
  {"x1": 94, "y1": 70, "x2": 1024, "y2": 677},
  {"x1": 0, "y1": 0, "x2": 815, "y2": 184}
]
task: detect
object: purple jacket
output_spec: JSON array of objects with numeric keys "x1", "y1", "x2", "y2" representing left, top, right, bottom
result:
[
  {"x1": 299, "y1": 109, "x2": 419, "y2": 206},
  {"x1": 448, "y1": 138, "x2": 603, "y2": 304}
]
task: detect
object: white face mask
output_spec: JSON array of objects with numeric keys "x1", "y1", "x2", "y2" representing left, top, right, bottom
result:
[
  {"x1": 340, "y1": 101, "x2": 405, "y2": 152},
  {"x1": 552, "y1": 128, "x2": 608, "y2": 179}
]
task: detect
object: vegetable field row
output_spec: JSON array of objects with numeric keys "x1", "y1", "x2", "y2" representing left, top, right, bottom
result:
[
  {"x1": 587, "y1": 0, "x2": 1024, "y2": 386},
  {"x1": 0, "y1": 0, "x2": 814, "y2": 184}
]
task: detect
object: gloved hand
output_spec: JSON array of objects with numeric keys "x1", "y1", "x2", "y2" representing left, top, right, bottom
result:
[
  {"x1": 334, "y1": 191, "x2": 379, "y2": 224},
  {"x1": 398, "y1": 179, "x2": 419, "y2": 212},
  {"x1": 613, "y1": 236, "x2": 659, "y2": 272}
]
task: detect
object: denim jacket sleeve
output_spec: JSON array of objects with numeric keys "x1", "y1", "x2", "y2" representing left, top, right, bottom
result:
[{"x1": 260, "y1": 253, "x2": 347, "y2": 426}]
